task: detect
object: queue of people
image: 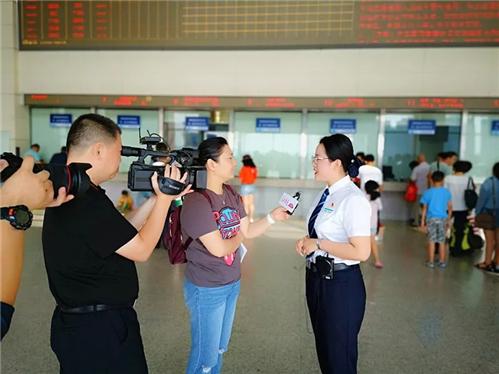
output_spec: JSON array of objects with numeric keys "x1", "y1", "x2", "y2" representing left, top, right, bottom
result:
[{"x1": 405, "y1": 151, "x2": 498, "y2": 274}]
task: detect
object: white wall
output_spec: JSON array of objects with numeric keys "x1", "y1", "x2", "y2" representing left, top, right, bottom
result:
[
  {"x1": 1, "y1": 1, "x2": 29, "y2": 153},
  {"x1": 18, "y1": 48, "x2": 499, "y2": 97}
]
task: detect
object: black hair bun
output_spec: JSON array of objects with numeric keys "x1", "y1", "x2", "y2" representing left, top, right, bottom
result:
[{"x1": 347, "y1": 158, "x2": 361, "y2": 178}]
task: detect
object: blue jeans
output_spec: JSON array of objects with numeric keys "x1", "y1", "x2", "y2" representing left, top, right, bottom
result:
[{"x1": 184, "y1": 279, "x2": 241, "y2": 374}]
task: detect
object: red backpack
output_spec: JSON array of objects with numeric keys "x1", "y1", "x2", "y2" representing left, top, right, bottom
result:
[
  {"x1": 404, "y1": 181, "x2": 418, "y2": 202},
  {"x1": 163, "y1": 185, "x2": 238, "y2": 265}
]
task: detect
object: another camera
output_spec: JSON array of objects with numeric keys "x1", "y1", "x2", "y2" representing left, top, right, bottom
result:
[
  {"x1": 121, "y1": 134, "x2": 207, "y2": 195},
  {"x1": 0, "y1": 152, "x2": 92, "y2": 198}
]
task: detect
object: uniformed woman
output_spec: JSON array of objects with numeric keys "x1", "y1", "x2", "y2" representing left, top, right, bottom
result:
[{"x1": 296, "y1": 134, "x2": 371, "y2": 374}]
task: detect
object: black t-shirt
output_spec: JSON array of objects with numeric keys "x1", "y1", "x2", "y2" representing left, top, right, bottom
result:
[{"x1": 42, "y1": 184, "x2": 138, "y2": 307}]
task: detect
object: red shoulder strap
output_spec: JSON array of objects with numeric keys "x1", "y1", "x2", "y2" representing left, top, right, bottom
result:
[
  {"x1": 197, "y1": 189, "x2": 213, "y2": 206},
  {"x1": 223, "y1": 184, "x2": 238, "y2": 198}
]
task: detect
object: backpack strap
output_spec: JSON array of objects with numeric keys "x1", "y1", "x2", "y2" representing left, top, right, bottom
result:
[
  {"x1": 223, "y1": 184, "x2": 235, "y2": 196},
  {"x1": 223, "y1": 184, "x2": 242, "y2": 204},
  {"x1": 182, "y1": 190, "x2": 213, "y2": 250},
  {"x1": 197, "y1": 189, "x2": 213, "y2": 206}
]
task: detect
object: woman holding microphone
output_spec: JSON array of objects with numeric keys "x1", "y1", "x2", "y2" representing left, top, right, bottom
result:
[
  {"x1": 296, "y1": 134, "x2": 371, "y2": 374},
  {"x1": 180, "y1": 137, "x2": 288, "y2": 374}
]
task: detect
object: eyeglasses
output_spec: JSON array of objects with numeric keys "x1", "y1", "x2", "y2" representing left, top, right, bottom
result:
[{"x1": 311, "y1": 155, "x2": 329, "y2": 162}]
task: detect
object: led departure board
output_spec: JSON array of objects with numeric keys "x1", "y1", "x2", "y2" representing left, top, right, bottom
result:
[
  {"x1": 19, "y1": 1, "x2": 499, "y2": 50},
  {"x1": 24, "y1": 94, "x2": 499, "y2": 111}
]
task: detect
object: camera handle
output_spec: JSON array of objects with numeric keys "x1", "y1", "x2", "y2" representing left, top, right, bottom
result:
[{"x1": 157, "y1": 175, "x2": 187, "y2": 196}]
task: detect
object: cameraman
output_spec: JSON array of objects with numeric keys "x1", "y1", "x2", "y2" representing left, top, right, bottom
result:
[
  {"x1": 42, "y1": 114, "x2": 191, "y2": 373},
  {"x1": 1, "y1": 157, "x2": 72, "y2": 340}
]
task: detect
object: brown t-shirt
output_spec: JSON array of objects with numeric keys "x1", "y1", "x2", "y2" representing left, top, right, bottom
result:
[{"x1": 181, "y1": 186, "x2": 247, "y2": 287}]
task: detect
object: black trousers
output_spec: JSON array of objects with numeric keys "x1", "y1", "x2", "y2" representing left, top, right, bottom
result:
[
  {"x1": 50, "y1": 307, "x2": 148, "y2": 374},
  {"x1": 306, "y1": 265, "x2": 366, "y2": 374},
  {"x1": 1, "y1": 301, "x2": 15, "y2": 340},
  {"x1": 451, "y1": 210, "x2": 468, "y2": 254}
]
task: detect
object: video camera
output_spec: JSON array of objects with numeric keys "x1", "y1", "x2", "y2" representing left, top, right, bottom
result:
[
  {"x1": 121, "y1": 133, "x2": 207, "y2": 195},
  {"x1": 0, "y1": 152, "x2": 91, "y2": 198}
]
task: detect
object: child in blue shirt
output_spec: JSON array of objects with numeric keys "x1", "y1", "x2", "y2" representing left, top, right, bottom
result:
[{"x1": 420, "y1": 171, "x2": 453, "y2": 268}]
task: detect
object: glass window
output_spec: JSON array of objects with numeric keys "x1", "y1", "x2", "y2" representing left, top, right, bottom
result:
[
  {"x1": 462, "y1": 113, "x2": 499, "y2": 182},
  {"x1": 97, "y1": 109, "x2": 160, "y2": 172},
  {"x1": 306, "y1": 112, "x2": 379, "y2": 179},
  {"x1": 164, "y1": 110, "x2": 212, "y2": 150},
  {"x1": 382, "y1": 113, "x2": 461, "y2": 181},
  {"x1": 233, "y1": 111, "x2": 301, "y2": 178},
  {"x1": 30, "y1": 108, "x2": 91, "y2": 163}
]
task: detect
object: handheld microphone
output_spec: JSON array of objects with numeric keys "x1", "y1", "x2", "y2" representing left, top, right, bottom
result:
[{"x1": 279, "y1": 191, "x2": 301, "y2": 215}]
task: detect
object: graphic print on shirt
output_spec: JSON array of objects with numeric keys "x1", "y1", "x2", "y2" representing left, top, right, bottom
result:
[{"x1": 213, "y1": 206, "x2": 241, "y2": 266}]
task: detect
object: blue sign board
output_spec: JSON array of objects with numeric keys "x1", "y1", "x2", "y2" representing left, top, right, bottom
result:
[
  {"x1": 185, "y1": 117, "x2": 210, "y2": 131},
  {"x1": 330, "y1": 119, "x2": 357, "y2": 134},
  {"x1": 256, "y1": 118, "x2": 281, "y2": 133},
  {"x1": 408, "y1": 120, "x2": 436, "y2": 135},
  {"x1": 117, "y1": 115, "x2": 141, "y2": 129},
  {"x1": 49, "y1": 114, "x2": 72, "y2": 128},
  {"x1": 492, "y1": 120, "x2": 499, "y2": 136}
]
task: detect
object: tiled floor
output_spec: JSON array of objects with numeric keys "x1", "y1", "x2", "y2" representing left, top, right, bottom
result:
[{"x1": 2, "y1": 220, "x2": 498, "y2": 373}]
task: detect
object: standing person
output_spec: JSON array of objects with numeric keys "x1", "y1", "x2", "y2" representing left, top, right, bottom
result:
[
  {"x1": 365, "y1": 180, "x2": 383, "y2": 268},
  {"x1": 420, "y1": 171, "x2": 453, "y2": 268},
  {"x1": 238, "y1": 154, "x2": 258, "y2": 223},
  {"x1": 49, "y1": 146, "x2": 67, "y2": 165},
  {"x1": 410, "y1": 153, "x2": 430, "y2": 225},
  {"x1": 351, "y1": 152, "x2": 365, "y2": 188},
  {"x1": 428, "y1": 152, "x2": 455, "y2": 182},
  {"x1": 296, "y1": 134, "x2": 371, "y2": 374},
  {"x1": 42, "y1": 114, "x2": 191, "y2": 373},
  {"x1": 358, "y1": 154, "x2": 383, "y2": 191},
  {"x1": 475, "y1": 162, "x2": 499, "y2": 274},
  {"x1": 445, "y1": 161, "x2": 473, "y2": 255},
  {"x1": 180, "y1": 137, "x2": 288, "y2": 374},
  {"x1": 24, "y1": 143, "x2": 43, "y2": 164},
  {"x1": 355, "y1": 152, "x2": 365, "y2": 164},
  {"x1": 358, "y1": 154, "x2": 384, "y2": 239}
]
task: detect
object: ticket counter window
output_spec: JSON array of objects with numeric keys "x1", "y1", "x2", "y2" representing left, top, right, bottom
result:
[
  {"x1": 382, "y1": 113, "x2": 461, "y2": 181},
  {"x1": 462, "y1": 113, "x2": 499, "y2": 182},
  {"x1": 164, "y1": 111, "x2": 212, "y2": 150},
  {"x1": 30, "y1": 108, "x2": 91, "y2": 163},
  {"x1": 97, "y1": 109, "x2": 160, "y2": 172},
  {"x1": 306, "y1": 112, "x2": 380, "y2": 179},
  {"x1": 233, "y1": 111, "x2": 301, "y2": 179}
]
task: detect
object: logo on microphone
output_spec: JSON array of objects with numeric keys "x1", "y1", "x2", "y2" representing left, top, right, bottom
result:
[{"x1": 279, "y1": 192, "x2": 301, "y2": 214}]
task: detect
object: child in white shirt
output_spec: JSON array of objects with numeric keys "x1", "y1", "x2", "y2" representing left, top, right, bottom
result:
[{"x1": 365, "y1": 180, "x2": 383, "y2": 268}]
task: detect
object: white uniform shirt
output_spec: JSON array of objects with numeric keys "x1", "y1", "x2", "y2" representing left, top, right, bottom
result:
[
  {"x1": 367, "y1": 195, "x2": 382, "y2": 230},
  {"x1": 358, "y1": 165, "x2": 383, "y2": 191},
  {"x1": 306, "y1": 176, "x2": 371, "y2": 266}
]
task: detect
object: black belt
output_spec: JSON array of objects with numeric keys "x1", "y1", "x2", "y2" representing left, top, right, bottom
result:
[
  {"x1": 306, "y1": 259, "x2": 351, "y2": 272},
  {"x1": 306, "y1": 256, "x2": 357, "y2": 279},
  {"x1": 57, "y1": 302, "x2": 134, "y2": 314}
]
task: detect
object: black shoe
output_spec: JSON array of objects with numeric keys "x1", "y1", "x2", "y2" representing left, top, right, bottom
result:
[{"x1": 484, "y1": 266, "x2": 499, "y2": 276}]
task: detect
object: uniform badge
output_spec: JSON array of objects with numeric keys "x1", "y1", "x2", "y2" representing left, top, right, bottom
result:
[{"x1": 323, "y1": 201, "x2": 334, "y2": 213}]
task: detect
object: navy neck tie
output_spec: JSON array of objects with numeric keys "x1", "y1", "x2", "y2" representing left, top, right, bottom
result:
[{"x1": 308, "y1": 188, "x2": 330, "y2": 239}]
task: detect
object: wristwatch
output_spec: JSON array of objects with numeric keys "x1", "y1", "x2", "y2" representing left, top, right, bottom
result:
[{"x1": 1, "y1": 205, "x2": 33, "y2": 230}]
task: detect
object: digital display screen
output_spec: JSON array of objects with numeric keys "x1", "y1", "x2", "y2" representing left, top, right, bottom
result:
[
  {"x1": 24, "y1": 94, "x2": 499, "y2": 111},
  {"x1": 19, "y1": 1, "x2": 499, "y2": 50}
]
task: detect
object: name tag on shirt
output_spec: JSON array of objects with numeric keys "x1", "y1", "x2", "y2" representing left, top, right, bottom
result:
[{"x1": 322, "y1": 201, "x2": 335, "y2": 214}]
